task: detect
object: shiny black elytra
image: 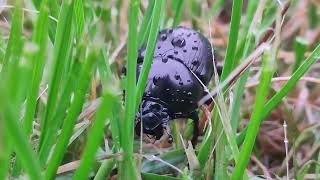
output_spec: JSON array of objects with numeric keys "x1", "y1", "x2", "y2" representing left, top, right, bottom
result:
[{"x1": 135, "y1": 26, "x2": 215, "y2": 145}]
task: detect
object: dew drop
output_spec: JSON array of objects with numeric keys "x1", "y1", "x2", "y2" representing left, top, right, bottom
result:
[
  {"x1": 192, "y1": 46, "x2": 198, "y2": 50},
  {"x1": 166, "y1": 88, "x2": 170, "y2": 91},
  {"x1": 181, "y1": 99, "x2": 185, "y2": 102},
  {"x1": 162, "y1": 57, "x2": 168, "y2": 63},
  {"x1": 160, "y1": 34, "x2": 167, "y2": 41},
  {"x1": 174, "y1": 74, "x2": 180, "y2": 80},
  {"x1": 192, "y1": 59, "x2": 199, "y2": 66},
  {"x1": 176, "y1": 89, "x2": 180, "y2": 92},
  {"x1": 187, "y1": 92, "x2": 192, "y2": 96},
  {"x1": 171, "y1": 37, "x2": 186, "y2": 47},
  {"x1": 152, "y1": 75, "x2": 160, "y2": 85}
]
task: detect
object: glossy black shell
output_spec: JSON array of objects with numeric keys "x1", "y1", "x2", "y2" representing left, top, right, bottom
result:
[{"x1": 137, "y1": 26, "x2": 214, "y2": 118}]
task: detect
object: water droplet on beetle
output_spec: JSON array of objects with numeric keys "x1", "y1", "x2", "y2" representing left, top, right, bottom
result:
[
  {"x1": 181, "y1": 99, "x2": 185, "y2": 102},
  {"x1": 162, "y1": 57, "x2": 168, "y2": 63},
  {"x1": 187, "y1": 92, "x2": 192, "y2": 96},
  {"x1": 166, "y1": 88, "x2": 170, "y2": 91},
  {"x1": 160, "y1": 34, "x2": 167, "y2": 41},
  {"x1": 171, "y1": 37, "x2": 186, "y2": 47},
  {"x1": 153, "y1": 75, "x2": 160, "y2": 85},
  {"x1": 176, "y1": 89, "x2": 180, "y2": 92},
  {"x1": 192, "y1": 46, "x2": 198, "y2": 50},
  {"x1": 174, "y1": 74, "x2": 180, "y2": 80},
  {"x1": 192, "y1": 60, "x2": 199, "y2": 66}
]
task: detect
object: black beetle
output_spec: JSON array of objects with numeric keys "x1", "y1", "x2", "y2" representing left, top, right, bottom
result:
[{"x1": 135, "y1": 26, "x2": 216, "y2": 145}]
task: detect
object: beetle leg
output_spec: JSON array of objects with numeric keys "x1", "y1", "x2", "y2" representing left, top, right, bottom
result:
[
  {"x1": 161, "y1": 123, "x2": 173, "y2": 144},
  {"x1": 190, "y1": 112, "x2": 199, "y2": 147}
]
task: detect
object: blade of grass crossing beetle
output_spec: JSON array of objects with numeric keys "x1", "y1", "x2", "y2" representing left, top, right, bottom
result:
[
  {"x1": 119, "y1": 0, "x2": 139, "y2": 178},
  {"x1": 73, "y1": 91, "x2": 120, "y2": 180},
  {"x1": 44, "y1": 50, "x2": 97, "y2": 180},
  {"x1": 135, "y1": 0, "x2": 165, "y2": 108},
  {"x1": 39, "y1": 0, "x2": 75, "y2": 165}
]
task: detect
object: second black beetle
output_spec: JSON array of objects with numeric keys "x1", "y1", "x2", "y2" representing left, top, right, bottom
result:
[{"x1": 135, "y1": 26, "x2": 216, "y2": 145}]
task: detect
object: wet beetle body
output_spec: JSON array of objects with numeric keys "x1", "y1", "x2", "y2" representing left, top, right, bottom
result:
[{"x1": 135, "y1": 26, "x2": 214, "y2": 144}]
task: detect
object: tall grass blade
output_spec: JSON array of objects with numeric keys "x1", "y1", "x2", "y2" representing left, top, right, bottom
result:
[
  {"x1": 73, "y1": 91, "x2": 120, "y2": 180},
  {"x1": 74, "y1": 0, "x2": 85, "y2": 40},
  {"x1": 24, "y1": 0, "x2": 50, "y2": 136},
  {"x1": 45, "y1": 50, "x2": 97, "y2": 179},
  {"x1": 0, "y1": 85, "x2": 42, "y2": 180},
  {"x1": 119, "y1": 0, "x2": 140, "y2": 178},
  {"x1": 39, "y1": 0, "x2": 75, "y2": 165}
]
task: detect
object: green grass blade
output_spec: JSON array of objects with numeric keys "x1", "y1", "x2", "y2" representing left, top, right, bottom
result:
[
  {"x1": 208, "y1": 0, "x2": 223, "y2": 18},
  {"x1": 44, "y1": 50, "x2": 97, "y2": 179},
  {"x1": 212, "y1": 0, "x2": 243, "y2": 178},
  {"x1": 0, "y1": 84, "x2": 42, "y2": 180},
  {"x1": 39, "y1": 0, "x2": 75, "y2": 165},
  {"x1": 119, "y1": 0, "x2": 140, "y2": 179},
  {"x1": 2, "y1": 2, "x2": 23, "y2": 81},
  {"x1": 237, "y1": 42, "x2": 320, "y2": 144},
  {"x1": 137, "y1": 0, "x2": 155, "y2": 46},
  {"x1": 135, "y1": 0, "x2": 165, "y2": 108},
  {"x1": 231, "y1": 48, "x2": 273, "y2": 179},
  {"x1": 73, "y1": 91, "x2": 120, "y2": 180},
  {"x1": 293, "y1": 37, "x2": 309, "y2": 72},
  {"x1": 94, "y1": 158, "x2": 116, "y2": 180},
  {"x1": 74, "y1": 0, "x2": 85, "y2": 40},
  {"x1": 24, "y1": 0, "x2": 50, "y2": 136},
  {"x1": 172, "y1": 0, "x2": 184, "y2": 27}
]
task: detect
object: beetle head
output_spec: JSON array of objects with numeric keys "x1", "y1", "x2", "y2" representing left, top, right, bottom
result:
[{"x1": 135, "y1": 100, "x2": 169, "y2": 140}]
